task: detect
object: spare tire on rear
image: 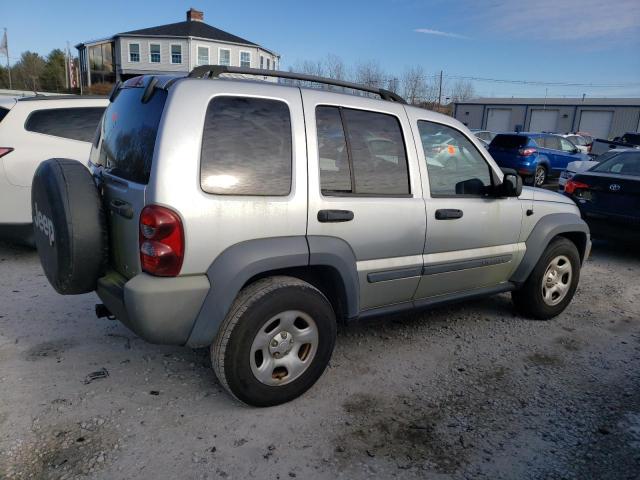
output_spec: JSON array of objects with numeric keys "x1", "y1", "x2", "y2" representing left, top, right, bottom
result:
[{"x1": 32, "y1": 158, "x2": 107, "y2": 294}]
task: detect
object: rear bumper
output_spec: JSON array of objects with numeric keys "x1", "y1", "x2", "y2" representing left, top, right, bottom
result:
[
  {"x1": 581, "y1": 213, "x2": 640, "y2": 243},
  {"x1": 96, "y1": 271, "x2": 210, "y2": 345}
]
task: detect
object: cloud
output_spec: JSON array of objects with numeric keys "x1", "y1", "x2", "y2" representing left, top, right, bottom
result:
[
  {"x1": 476, "y1": 0, "x2": 640, "y2": 41},
  {"x1": 414, "y1": 28, "x2": 470, "y2": 40}
]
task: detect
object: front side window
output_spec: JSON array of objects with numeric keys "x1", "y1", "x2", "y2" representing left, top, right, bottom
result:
[
  {"x1": 240, "y1": 51, "x2": 251, "y2": 68},
  {"x1": 560, "y1": 137, "x2": 576, "y2": 152},
  {"x1": 197, "y1": 46, "x2": 209, "y2": 65},
  {"x1": 219, "y1": 48, "x2": 230, "y2": 66},
  {"x1": 129, "y1": 43, "x2": 140, "y2": 62},
  {"x1": 316, "y1": 106, "x2": 410, "y2": 195},
  {"x1": 171, "y1": 44, "x2": 182, "y2": 64},
  {"x1": 149, "y1": 43, "x2": 161, "y2": 63},
  {"x1": 201, "y1": 96, "x2": 292, "y2": 195},
  {"x1": 26, "y1": 107, "x2": 105, "y2": 143},
  {"x1": 418, "y1": 121, "x2": 493, "y2": 196}
]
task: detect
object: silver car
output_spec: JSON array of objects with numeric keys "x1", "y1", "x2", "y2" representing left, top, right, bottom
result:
[{"x1": 32, "y1": 67, "x2": 591, "y2": 406}]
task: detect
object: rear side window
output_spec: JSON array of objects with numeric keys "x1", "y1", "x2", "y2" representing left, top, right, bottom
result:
[
  {"x1": 25, "y1": 107, "x2": 105, "y2": 142},
  {"x1": 201, "y1": 96, "x2": 292, "y2": 195},
  {"x1": 98, "y1": 87, "x2": 167, "y2": 184},
  {"x1": 545, "y1": 136, "x2": 562, "y2": 150},
  {"x1": 489, "y1": 134, "x2": 528, "y2": 150},
  {"x1": 316, "y1": 106, "x2": 410, "y2": 195},
  {"x1": 0, "y1": 107, "x2": 9, "y2": 123}
]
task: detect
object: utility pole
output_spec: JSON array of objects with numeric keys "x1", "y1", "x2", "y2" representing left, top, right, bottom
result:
[{"x1": 437, "y1": 70, "x2": 443, "y2": 109}]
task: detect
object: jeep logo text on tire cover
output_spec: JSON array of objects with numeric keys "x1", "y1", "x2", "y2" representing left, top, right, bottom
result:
[{"x1": 33, "y1": 203, "x2": 55, "y2": 246}]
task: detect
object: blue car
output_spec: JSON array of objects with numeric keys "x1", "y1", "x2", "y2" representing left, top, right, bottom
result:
[{"x1": 488, "y1": 133, "x2": 590, "y2": 187}]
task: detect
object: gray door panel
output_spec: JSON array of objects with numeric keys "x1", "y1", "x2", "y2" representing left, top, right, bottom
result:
[
  {"x1": 302, "y1": 90, "x2": 426, "y2": 311},
  {"x1": 406, "y1": 111, "x2": 525, "y2": 299}
]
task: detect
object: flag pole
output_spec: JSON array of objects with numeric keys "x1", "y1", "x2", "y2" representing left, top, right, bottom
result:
[{"x1": 3, "y1": 28, "x2": 11, "y2": 89}]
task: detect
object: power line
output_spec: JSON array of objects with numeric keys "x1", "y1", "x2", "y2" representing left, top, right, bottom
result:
[{"x1": 443, "y1": 74, "x2": 640, "y2": 88}]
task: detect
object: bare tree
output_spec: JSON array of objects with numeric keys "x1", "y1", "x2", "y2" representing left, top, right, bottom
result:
[
  {"x1": 401, "y1": 66, "x2": 428, "y2": 104},
  {"x1": 450, "y1": 79, "x2": 475, "y2": 102},
  {"x1": 323, "y1": 54, "x2": 347, "y2": 80},
  {"x1": 14, "y1": 51, "x2": 46, "y2": 91},
  {"x1": 354, "y1": 60, "x2": 386, "y2": 89}
]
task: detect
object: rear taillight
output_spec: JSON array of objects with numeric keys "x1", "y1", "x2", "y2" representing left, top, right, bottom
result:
[
  {"x1": 564, "y1": 179, "x2": 589, "y2": 195},
  {"x1": 518, "y1": 147, "x2": 537, "y2": 157},
  {"x1": 139, "y1": 205, "x2": 184, "y2": 277},
  {"x1": 0, "y1": 147, "x2": 14, "y2": 158}
]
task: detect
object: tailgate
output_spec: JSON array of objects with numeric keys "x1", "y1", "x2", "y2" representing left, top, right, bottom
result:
[{"x1": 93, "y1": 82, "x2": 168, "y2": 279}]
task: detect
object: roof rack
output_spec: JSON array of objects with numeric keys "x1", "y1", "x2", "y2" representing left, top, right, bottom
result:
[{"x1": 188, "y1": 65, "x2": 407, "y2": 104}]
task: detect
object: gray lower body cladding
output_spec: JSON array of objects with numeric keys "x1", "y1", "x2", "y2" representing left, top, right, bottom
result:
[{"x1": 96, "y1": 270, "x2": 210, "y2": 345}]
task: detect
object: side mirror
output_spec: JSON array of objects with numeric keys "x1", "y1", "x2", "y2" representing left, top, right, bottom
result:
[
  {"x1": 572, "y1": 148, "x2": 580, "y2": 154},
  {"x1": 496, "y1": 168, "x2": 522, "y2": 197}
]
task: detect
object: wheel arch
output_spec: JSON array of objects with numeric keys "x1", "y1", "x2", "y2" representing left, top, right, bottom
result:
[
  {"x1": 511, "y1": 213, "x2": 590, "y2": 285},
  {"x1": 186, "y1": 236, "x2": 359, "y2": 347}
]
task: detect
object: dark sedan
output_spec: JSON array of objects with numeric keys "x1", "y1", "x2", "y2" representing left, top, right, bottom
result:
[{"x1": 564, "y1": 150, "x2": 640, "y2": 242}]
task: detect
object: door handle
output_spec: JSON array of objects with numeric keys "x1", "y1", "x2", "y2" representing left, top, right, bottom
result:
[
  {"x1": 317, "y1": 209, "x2": 354, "y2": 223},
  {"x1": 435, "y1": 209, "x2": 463, "y2": 220},
  {"x1": 109, "y1": 199, "x2": 133, "y2": 219}
]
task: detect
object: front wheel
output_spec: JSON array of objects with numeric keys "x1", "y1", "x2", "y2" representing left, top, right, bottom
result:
[
  {"x1": 512, "y1": 237, "x2": 581, "y2": 320},
  {"x1": 211, "y1": 276, "x2": 337, "y2": 407}
]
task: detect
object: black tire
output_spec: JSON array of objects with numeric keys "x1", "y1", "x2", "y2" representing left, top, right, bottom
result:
[
  {"x1": 534, "y1": 165, "x2": 547, "y2": 187},
  {"x1": 512, "y1": 237, "x2": 581, "y2": 320},
  {"x1": 31, "y1": 158, "x2": 107, "y2": 295},
  {"x1": 211, "y1": 276, "x2": 337, "y2": 407}
]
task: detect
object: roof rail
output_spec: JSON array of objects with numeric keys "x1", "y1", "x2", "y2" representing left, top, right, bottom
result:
[{"x1": 188, "y1": 65, "x2": 407, "y2": 104}]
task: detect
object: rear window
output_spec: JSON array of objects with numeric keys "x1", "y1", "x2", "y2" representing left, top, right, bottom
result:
[
  {"x1": 621, "y1": 133, "x2": 640, "y2": 145},
  {"x1": 200, "y1": 96, "x2": 292, "y2": 196},
  {"x1": 489, "y1": 134, "x2": 528, "y2": 150},
  {"x1": 0, "y1": 107, "x2": 9, "y2": 123},
  {"x1": 25, "y1": 107, "x2": 105, "y2": 142},
  {"x1": 592, "y1": 152, "x2": 640, "y2": 176},
  {"x1": 97, "y1": 87, "x2": 167, "y2": 184}
]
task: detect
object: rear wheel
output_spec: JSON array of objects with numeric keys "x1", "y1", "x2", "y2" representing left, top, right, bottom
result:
[
  {"x1": 534, "y1": 165, "x2": 547, "y2": 187},
  {"x1": 512, "y1": 237, "x2": 580, "y2": 320},
  {"x1": 211, "y1": 276, "x2": 337, "y2": 407}
]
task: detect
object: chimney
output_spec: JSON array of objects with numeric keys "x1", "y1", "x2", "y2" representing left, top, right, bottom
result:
[{"x1": 186, "y1": 8, "x2": 204, "y2": 22}]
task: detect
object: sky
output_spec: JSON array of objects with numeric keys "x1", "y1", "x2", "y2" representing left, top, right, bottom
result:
[{"x1": 2, "y1": 0, "x2": 640, "y2": 98}]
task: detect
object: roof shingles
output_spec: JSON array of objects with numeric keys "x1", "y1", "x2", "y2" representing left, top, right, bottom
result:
[{"x1": 117, "y1": 21, "x2": 258, "y2": 46}]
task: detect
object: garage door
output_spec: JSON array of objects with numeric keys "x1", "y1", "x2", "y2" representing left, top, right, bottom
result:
[
  {"x1": 578, "y1": 110, "x2": 613, "y2": 139},
  {"x1": 485, "y1": 108, "x2": 511, "y2": 132},
  {"x1": 529, "y1": 109, "x2": 559, "y2": 133}
]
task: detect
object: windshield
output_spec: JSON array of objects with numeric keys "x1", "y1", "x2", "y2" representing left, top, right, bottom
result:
[{"x1": 591, "y1": 152, "x2": 640, "y2": 176}]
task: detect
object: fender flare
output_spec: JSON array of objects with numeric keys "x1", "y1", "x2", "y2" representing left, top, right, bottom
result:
[
  {"x1": 510, "y1": 212, "x2": 590, "y2": 285},
  {"x1": 186, "y1": 235, "x2": 359, "y2": 347}
]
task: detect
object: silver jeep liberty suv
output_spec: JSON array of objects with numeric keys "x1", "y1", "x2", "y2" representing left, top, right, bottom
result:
[{"x1": 32, "y1": 66, "x2": 590, "y2": 406}]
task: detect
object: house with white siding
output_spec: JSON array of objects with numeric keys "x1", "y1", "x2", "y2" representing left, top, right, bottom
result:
[{"x1": 76, "y1": 9, "x2": 280, "y2": 88}]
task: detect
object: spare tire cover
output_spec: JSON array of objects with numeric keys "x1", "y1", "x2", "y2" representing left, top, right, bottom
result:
[{"x1": 32, "y1": 158, "x2": 107, "y2": 294}]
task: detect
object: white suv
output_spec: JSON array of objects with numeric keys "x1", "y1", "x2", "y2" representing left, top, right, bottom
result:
[{"x1": 0, "y1": 95, "x2": 107, "y2": 243}]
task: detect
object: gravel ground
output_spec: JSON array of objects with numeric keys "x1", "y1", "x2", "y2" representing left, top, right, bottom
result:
[{"x1": 0, "y1": 239, "x2": 639, "y2": 480}]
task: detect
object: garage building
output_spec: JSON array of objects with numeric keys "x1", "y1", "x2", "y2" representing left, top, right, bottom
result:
[{"x1": 453, "y1": 98, "x2": 640, "y2": 140}]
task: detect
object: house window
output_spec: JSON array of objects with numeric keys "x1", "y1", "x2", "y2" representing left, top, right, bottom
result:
[
  {"x1": 240, "y1": 51, "x2": 251, "y2": 68},
  {"x1": 129, "y1": 43, "x2": 140, "y2": 62},
  {"x1": 219, "y1": 48, "x2": 230, "y2": 66},
  {"x1": 197, "y1": 46, "x2": 209, "y2": 66},
  {"x1": 171, "y1": 44, "x2": 182, "y2": 64},
  {"x1": 260, "y1": 55, "x2": 264, "y2": 69},
  {"x1": 266, "y1": 58, "x2": 270, "y2": 70},
  {"x1": 149, "y1": 43, "x2": 161, "y2": 63}
]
